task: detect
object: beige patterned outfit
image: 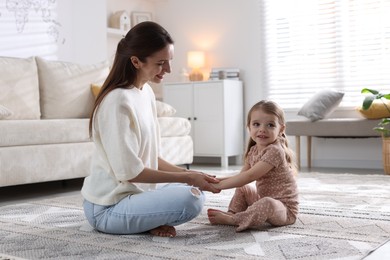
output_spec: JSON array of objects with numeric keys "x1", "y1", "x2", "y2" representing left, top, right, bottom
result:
[{"x1": 229, "y1": 142, "x2": 299, "y2": 231}]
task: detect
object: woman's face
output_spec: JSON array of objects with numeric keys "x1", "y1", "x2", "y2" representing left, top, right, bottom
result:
[{"x1": 134, "y1": 44, "x2": 174, "y2": 87}]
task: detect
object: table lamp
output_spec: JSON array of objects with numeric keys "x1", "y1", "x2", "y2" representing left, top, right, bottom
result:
[{"x1": 187, "y1": 51, "x2": 205, "y2": 81}]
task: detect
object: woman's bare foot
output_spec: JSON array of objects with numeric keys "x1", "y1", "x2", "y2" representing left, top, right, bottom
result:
[
  {"x1": 207, "y1": 208, "x2": 236, "y2": 226},
  {"x1": 149, "y1": 225, "x2": 176, "y2": 237}
]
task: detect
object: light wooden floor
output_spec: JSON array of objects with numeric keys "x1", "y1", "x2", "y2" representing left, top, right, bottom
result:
[{"x1": 0, "y1": 164, "x2": 388, "y2": 259}]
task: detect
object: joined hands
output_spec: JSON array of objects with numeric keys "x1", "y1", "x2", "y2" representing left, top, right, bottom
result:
[{"x1": 186, "y1": 171, "x2": 221, "y2": 193}]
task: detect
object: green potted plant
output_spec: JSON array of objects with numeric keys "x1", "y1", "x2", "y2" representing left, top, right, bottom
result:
[
  {"x1": 361, "y1": 88, "x2": 390, "y2": 136},
  {"x1": 361, "y1": 88, "x2": 390, "y2": 174}
]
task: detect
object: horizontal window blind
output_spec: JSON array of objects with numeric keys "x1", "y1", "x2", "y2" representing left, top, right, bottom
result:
[
  {"x1": 0, "y1": 0, "x2": 59, "y2": 59},
  {"x1": 263, "y1": 0, "x2": 390, "y2": 109}
]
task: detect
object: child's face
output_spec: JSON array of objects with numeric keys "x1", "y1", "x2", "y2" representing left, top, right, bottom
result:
[{"x1": 248, "y1": 109, "x2": 285, "y2": 148}]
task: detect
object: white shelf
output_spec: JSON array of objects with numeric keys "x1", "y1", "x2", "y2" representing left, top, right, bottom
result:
[{"x1": 107, "y1": 27, "x2": 128, "y2": 37}]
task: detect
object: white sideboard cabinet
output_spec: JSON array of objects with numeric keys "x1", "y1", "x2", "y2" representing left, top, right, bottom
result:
[{"x1": 163, "y1": 80, "x2": 244, "y2": 167}]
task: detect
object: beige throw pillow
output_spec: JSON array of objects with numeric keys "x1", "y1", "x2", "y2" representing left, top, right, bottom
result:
[
  {"x1": 0, "y1": 56, "x2": 40, "y2": 119},
  {"x1": 36, "y1": 57, "x2": 109, "y2": 119},
  {"x1": 91, "y1": 84, "x2": 102, "y2": 98}
]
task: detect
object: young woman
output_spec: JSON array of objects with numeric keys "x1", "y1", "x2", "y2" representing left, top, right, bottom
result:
[
  {"x1": 207, "y1": 100, "x2": 298, "y2": 232},
  {"x1": 81, "y1": 21, "x2": 220, "y2": 238}
]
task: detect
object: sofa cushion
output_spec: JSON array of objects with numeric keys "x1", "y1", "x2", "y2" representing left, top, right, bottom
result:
[
  {"x1": 160, "y1": 136, "x2": 193, "y2": 165},
  {"x1": 158, "y1": 117, "x2": 191, "y2": 137},
  {"x1": 0, "y1": 56, "x2": 40, "y2": 119},
  {"x1": 0, "y1": 142, "x2": 94, "y2": 187},
  {"x1": 0, "y1": 104, "x2": 13, "y2": 119},
  {"x1": 156, "y1": 101, "x2": 176, "y2": 117},
  {"x1": 36, "y1": 57, "x2": 109, "y2": 119},
  {"x1": 0, "y1": 119, "x2": 91, "y2": 147}
]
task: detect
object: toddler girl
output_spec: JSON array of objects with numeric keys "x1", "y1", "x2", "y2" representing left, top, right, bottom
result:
[{"x1": 207, "y1": 100, "x2": 298, "y2": 232}]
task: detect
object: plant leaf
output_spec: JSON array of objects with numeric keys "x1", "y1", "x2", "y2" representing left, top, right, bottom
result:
[
  {"x1": 380, "y1": 118, "x2": 390, "y2": 125},
  {"x1": 373, "y1": 126, "x2": 389, "y2": 134},
  {"x1": 362, "y1": 95, "x2": 375, "y2": 110},
  {"x1": 375, "y1": 118, "x2": 390, "y2": 137},
  {"x1": 383, "y1": 94, "x2": 390, "y2": 100},
  {"x1": 361, "y1": 88, "x2": 379, "y2": 95}
]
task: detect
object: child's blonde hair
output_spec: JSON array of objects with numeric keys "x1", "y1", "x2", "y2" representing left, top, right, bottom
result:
[{"x1": 245, "y1": 100, "x2": 297, "y2": 174}]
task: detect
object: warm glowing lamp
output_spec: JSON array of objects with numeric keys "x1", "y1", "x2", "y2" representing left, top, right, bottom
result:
[{"x1": 187, "y1": 51, "x2": 205, "y2": 81}]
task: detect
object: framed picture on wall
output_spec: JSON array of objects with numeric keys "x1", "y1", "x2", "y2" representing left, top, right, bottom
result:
[{"x1": 131, "y1": 12, "x2": 153, "y2": 26}]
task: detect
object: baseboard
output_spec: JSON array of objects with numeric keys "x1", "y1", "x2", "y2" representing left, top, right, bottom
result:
[{"x1": 193, "y1": 156, "x2": 242, "y2": 165}]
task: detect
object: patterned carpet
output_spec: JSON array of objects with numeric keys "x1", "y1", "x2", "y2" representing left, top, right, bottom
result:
[{"x1": 0, "y1": 172, "x2": 390, "y2": 260}]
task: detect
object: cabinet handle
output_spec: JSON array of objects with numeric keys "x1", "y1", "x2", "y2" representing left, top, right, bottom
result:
[
  {"x1": 194, "y1": 117, "x2": 197, "y2": 120},
  {"x1": 187, "y1": 117, "x2": 191, "y2": 121}
]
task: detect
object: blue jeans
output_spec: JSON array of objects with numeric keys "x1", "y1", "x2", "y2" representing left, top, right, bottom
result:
[{"x1": 83, "y1": 183, "x2": 205, "y2": 234}]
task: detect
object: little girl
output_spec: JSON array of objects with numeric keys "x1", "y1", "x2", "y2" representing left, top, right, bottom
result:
[{"x1": 207, "y1": 100, "x2": 299, "y2": 232}]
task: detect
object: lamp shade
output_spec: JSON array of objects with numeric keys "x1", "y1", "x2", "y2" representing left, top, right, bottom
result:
[{"x1": 187, "y1": 51, "x2": 205, "y2": 69}]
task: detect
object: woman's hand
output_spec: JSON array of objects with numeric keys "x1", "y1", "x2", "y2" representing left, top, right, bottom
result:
[{"x1": 186, "y1": 171, "x2": 221, "y2": 193}]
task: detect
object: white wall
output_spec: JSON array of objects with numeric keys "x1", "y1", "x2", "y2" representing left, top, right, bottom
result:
[
  {"x1": 0, "y1": 0, "x2": 107, "y2": 64},
  {"x1": 57, "y1": 0, "x2": 107, "y2": 64}
]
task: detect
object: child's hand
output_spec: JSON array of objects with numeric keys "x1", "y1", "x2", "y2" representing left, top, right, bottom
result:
[
  {"x1": 210, "y1": 182, "x2": 222, "y2": 190},
  {"x1": 186, "y1": 171, "x2": 221, "y2": 193},
  {"x1": 210, "y1": 176, "x2": 234, "y2": 190},
  {"x1": 210, "y1": 179, "x2": 226, "y2": 190}
]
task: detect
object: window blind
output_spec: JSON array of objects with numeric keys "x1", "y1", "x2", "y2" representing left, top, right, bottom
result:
[
  {"x1": 0, "y1": 0, "x2": 59, "y2": 58},
  {"x1": 262, "y1": 0, "x2": 390, "y2": 109}
]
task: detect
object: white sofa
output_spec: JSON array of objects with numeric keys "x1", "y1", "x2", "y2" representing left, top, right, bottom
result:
[{"x1": 0, "y1": 56, "x2": 193, "y2": 187}]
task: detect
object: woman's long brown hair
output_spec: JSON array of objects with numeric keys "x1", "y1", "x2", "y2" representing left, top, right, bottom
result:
[{"x1": 89, "y1": 21, "x2": 174, "y2": 137}]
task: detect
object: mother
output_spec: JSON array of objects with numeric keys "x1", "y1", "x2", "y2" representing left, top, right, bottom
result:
[{"x1": 81, "y1": 21, "x2": 220, "y2": 238}]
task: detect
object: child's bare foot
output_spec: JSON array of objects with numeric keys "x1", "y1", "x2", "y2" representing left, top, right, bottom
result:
[
  {"x1": 149, "y1": 225, "x2": 176, "y2": 237},
  {"x1": 207, "y1": 208, "x2": 236, "y2": 226}
]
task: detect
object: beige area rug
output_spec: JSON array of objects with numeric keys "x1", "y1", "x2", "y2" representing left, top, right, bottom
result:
[{"x1": 0, "y1": 172, "x2": 390, "y2": 260}]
